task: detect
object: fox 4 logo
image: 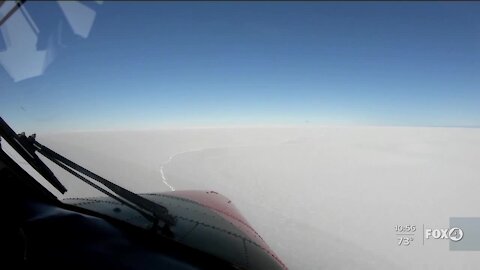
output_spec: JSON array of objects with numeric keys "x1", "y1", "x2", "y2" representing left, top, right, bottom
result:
[{"x1": 425, "y1": 227, "x2": 464, "y2": 242}]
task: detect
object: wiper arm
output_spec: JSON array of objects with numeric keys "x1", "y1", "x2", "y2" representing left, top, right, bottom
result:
[
  {"x1": 32, "y1": 140, "x2": 176, "y2": 228},
  {"x1": 0, "y1": 117, "x2": 67, "y2": 193},
  {"x1": 0, "y1": 117, "x2": 175, "y2": 231}
]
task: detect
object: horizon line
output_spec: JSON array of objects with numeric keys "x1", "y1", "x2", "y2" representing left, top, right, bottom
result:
[{"x1": 36, "y1": 123, "x2": 480, "y2": 135}]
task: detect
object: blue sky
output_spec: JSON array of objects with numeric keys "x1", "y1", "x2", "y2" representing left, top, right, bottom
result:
[{"x1": 1, "y1": 2, "x2": 479, "y2": 132}]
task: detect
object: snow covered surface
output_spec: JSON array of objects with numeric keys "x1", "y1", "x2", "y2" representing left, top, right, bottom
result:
[{"x1": 24, "y1": 126, "x2": 480, "y2": 269}]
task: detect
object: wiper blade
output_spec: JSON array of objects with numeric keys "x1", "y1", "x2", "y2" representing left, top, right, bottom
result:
[
  {"x1": 0, "y1": 117, "x2": 67, "y2": 193},
  {"x1": 32, "y1": 140, "x2": 176, "y2": 228},
  {"x1": 0, "y1": 117, "x2": 175, "y2": 231}
]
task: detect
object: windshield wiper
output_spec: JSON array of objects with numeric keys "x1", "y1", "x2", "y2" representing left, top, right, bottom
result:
[
  {"x1": 0, "y1": 117, "x2": 67, "y2": 193},
  {"x1": 32, "y1": 140, "x2": 176, "y2": 229},
  {"x1": 0, "y1": 117, "x2": 175, "y2": 232}
]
